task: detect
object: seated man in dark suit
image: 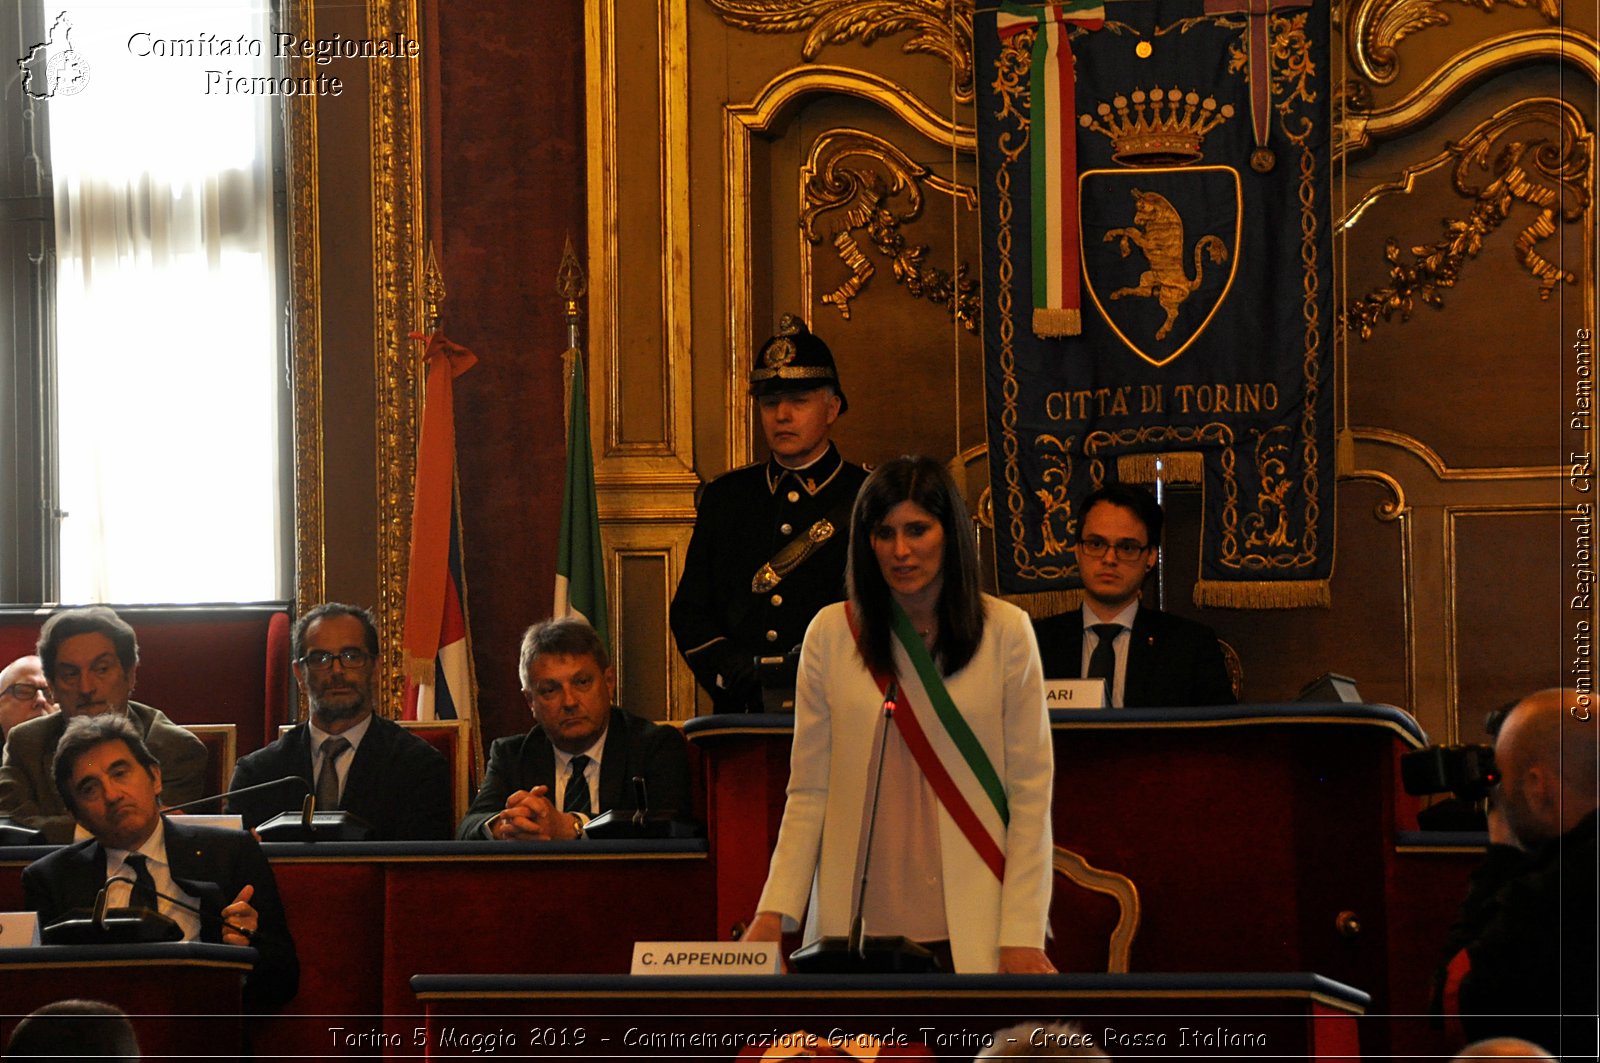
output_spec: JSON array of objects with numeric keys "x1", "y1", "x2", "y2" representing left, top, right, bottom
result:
[
  {"x1": 0, "y1": 607, "x2": 208, "y2": 844},
  {"x1": 23, "y1": 714, "x2": 298, "y2": 1011},
  {"x1": 228, "y1": 603, "x2": 453, "y2": 841},
  {"x1": 1033, "y1": 483, "x2": 1235, "y2": 708},
  {"x1": 458, "y1": 617, "x2": 690, "y2": 841}
]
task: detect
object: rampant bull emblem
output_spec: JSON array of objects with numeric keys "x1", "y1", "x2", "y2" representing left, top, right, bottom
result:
[
  {"x1": 1106, "y1": 190, "x2": 1229, "y2": 341},
  {"x1": 1080, "y1": 166, "x2": 1240, "y2": 367}
]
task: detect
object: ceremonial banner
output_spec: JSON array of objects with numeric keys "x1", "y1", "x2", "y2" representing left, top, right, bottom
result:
[
  {"x1": 977, "y1": 0, "x2": 1334, "y2": 607},
  {"x1": 402, "y1": 332, "x2": 480, "y2": 734},
  {"x1": 554, "y1": 346, "x2": 611, "y2": 652}
]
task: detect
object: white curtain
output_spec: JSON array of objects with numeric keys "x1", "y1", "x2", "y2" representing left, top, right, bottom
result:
[{"x1": 49, "y1": 0, "x2": 283, "y2": 604}]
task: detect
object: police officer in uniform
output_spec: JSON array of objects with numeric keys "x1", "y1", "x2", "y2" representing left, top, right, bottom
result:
[{"x1": 671, "y1": 315, "x2": 868, "y2": 713}]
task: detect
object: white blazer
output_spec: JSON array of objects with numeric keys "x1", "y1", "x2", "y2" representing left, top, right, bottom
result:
[{"x1": 756, "y1": 596, "x2": 1055, "y2": 972}]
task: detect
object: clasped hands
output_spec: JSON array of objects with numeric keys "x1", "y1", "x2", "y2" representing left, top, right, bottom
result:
[{"x1": 489, "y1": 786, "x2": 582, "y2": 842}]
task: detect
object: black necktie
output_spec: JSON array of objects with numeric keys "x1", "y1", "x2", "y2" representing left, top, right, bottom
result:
[
  {"x1": 1087, "y1": 623, "x2": 1123, "y2": 684},
  {"x1": 122, "y1": 853, "x2": 160, "y2": 913},
  {"x1": 316, "y1": 736, "x2": 350, "y2": 809},
  {"x1": 563, "y1": 754, "x2": 592, "y2": 815}
]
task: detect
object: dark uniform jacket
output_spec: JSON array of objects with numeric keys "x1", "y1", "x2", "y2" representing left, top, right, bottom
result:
[
  {"x1": 1032, "y1": 605, "x2": 1236, "y2": 707},
  {"x1": 456, "y1": 708, "x2": 690, "y2": 839},
  {"x1": 670, "y1": 444, "x2": 867, "y2": 712},
  {"x1": 227, "y1": 714, "x2": 453, "y2": 841},
  {"x1": 23, "y1": 817, "x2": 300, "y2": 1011}
]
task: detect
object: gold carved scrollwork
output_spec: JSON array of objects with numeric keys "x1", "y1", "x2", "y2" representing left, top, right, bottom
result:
[
  {"x1": 800, "y1": 130, "x2": 981, "y2": 332},
  {"x1": 706, "y1": 0, "x2": 976, "y2": 103},
  {"x1": 1343, "y1": 98, "x2": 1590, "y2": 340},
  {"x1": 1345, "y1": 0, "x2": 1561, "y2": 86}
]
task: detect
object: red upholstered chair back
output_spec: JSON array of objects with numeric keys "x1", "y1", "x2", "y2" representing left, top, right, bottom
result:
[
  {"x1": 180, "y1": 724, "x2": 238, "y2": 810},
  {"x1": 278, "y1": 716, "x2": 475, "y2": 822},
  {"x1": 1048, "y1": 844, "x2": 1141, "y2": 973}
]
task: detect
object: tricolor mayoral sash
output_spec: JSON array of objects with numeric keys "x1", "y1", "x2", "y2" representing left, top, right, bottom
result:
[
  {"x1": 977, "y1": 0, "x2": 1334, "y2": 608},
  {"x1": 857, "y1": 604, "x2": 1010, "y2": 880}
]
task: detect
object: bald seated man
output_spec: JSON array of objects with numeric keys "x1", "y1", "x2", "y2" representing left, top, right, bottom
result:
[
  {"x1": 1451, "y1": 1037, "x2": 1555, "y2": 1062},
  {"x1": 0, "y1": 656, "x2": 56, "y2": 739},
  {"x1": 1435, "y1": 688, "x2": 1596, "y2": 1058}
]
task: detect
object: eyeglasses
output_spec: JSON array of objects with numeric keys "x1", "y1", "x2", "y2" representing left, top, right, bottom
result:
[
  {"x1": 299, "y1": 648, "x2": 374, "y2": 672},
  {"x1": 1077, "y1": 535, "x2": 1151, "y2": 562},
  {"x1": 3, "y1": 682, "x2": 49, "y2": 701}
]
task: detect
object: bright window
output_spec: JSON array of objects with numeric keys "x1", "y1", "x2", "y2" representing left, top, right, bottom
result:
[{"x1": 40, "y1": 0, "x2": 287, "y2": 603}]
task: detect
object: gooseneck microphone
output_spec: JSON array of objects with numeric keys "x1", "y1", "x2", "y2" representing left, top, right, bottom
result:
[
  {"x1": 160, "y1": 776, "x2": 311, "y2": 815},
  {"x1": 102, "y1": 874, "x2": 276, "y2": 946},
  {"x1": 846, "y1": 681, "x2": 899, "y2": 957}
]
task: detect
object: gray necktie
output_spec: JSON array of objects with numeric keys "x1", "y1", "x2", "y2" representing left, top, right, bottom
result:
[
  {"x1": 316, "y1": 736, "x2": 350, "y2": 809},
  {"x1": 563, "y1": 754, "x2": 592, "y2": 815}
]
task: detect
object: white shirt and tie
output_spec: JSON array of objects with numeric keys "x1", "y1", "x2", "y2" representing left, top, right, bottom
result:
[
  {"x1": 103, "y1": 818, "x2": 201, "y2": 940},
  {"x1": 309, "y1": 714, "x2": 373, "y2": 808},
  {"x1": 1079, "y1": 601, "x2": 1139, "y2": 708}
]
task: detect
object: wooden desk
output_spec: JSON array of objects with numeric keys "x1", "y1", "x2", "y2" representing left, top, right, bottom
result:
[
  {"x1": 0, "y1": 942, "x2": 249, "y2": 1059},
  {"x1": 411, "y1": 971, "x2": 1369, "y2": 1063},
  {"x1": 685, "y1": 705, "x2": 1440, "y2": 1044}
]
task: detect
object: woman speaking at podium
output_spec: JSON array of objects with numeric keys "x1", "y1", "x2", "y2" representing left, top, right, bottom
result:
[{"x1": 743, "y1": 456, "x2": 1055, "y2": 974}]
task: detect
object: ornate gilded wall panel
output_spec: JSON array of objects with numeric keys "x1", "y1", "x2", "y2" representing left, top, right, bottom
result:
[
  {"x1": 367, "y1": 0, "x2": 428, "y2": 715},
  {"x1": 284, "y1": 0, "x2": 427, "y2": 717},
  {"x1": 586, "y1": 0, "x2": 700, "y2": 718},
  {"x1": 723, "y1": 67, "x2": 982, "y2": 469},
  {"x1": 1334, "y1": 4, "x2": 1594, "y2": 740},
  {"x1": 286, "y1": 0, "x2": 326, "y2": 621}
]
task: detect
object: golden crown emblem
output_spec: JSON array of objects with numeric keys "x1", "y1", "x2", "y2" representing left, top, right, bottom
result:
[{"x1": 1078, "y1": 88, "x2": 1235, "y2": 166}]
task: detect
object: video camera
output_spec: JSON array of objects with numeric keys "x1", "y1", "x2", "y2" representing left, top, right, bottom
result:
[{"x1": 1400, "y1": 743, "x2": 1500, "y2": 801}]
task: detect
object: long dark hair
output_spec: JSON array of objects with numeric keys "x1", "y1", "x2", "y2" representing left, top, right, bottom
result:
[{"x1": 847, "y1": 455, "x2": 984, "y2": 677}]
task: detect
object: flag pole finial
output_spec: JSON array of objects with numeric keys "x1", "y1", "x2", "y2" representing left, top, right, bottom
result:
[{"x1": 557, "y1": 233, "x2": 586, "y2": 352}]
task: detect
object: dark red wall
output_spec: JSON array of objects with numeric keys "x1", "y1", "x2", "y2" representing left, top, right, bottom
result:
[{"x1": 432, "y1": 4, "x2": 587, "y2": 747}]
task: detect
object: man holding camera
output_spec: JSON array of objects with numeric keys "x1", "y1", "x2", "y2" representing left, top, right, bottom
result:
[{"x1": 1435, "y1": 687, "x2": 1596, "y2": 1056}]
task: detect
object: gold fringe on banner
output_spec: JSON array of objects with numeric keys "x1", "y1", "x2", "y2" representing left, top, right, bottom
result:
[
  {"x1": 404, "y1": 655, "x2": 436, "y2": 686},
  {"x1": 1117, "y1": 451, "x2": 1203, "y2": 484},
  {"x1": 1033, "y1": 307, "x2": 1081, "y2": 337},
  {"x1": 1002, "y1": 588, "x2": 1083, "y2": 619},
  {"x1": 1193, "y1": 579, "x2": 1332, "y2": 609}
]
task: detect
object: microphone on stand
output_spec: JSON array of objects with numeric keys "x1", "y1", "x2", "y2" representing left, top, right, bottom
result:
[
  {"x1": 161, "y1": 776, "x2": 311, "y2": 815},
  {"x1": 91, "y1": 882, "x2": 110, "y2": 929},
  {"x1": 42, "y1": 876, "x2": 182, "y2": 946},
  {"x1": 790, "y1": 680, "x2": 938, "y2": 974},
  {"x1": 99, "y1": 874, "x2": 275, "y2": 946}
]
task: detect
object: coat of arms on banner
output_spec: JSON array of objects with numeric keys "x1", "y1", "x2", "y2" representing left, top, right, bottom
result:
[{"x1": 978, "y1": 0, "x2": 1335, "y2": 608}]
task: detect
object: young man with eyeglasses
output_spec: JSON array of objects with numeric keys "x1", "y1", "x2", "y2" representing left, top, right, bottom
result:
[
  {"x1": 227, "y1": 603, "x2": 453, "y2": 840},
  {"x1": 1033, "y1": 483, "x2": 1236, "y2": 708},
  {"x1": 0, "y1": 607, "x2": 208, "y2": 843},
  {"x1": 0, "y1": 655, "x2": 56, "y2": 739}
]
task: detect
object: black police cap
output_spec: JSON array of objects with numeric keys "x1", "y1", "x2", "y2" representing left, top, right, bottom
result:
[{"x1": 749, "y1": 314, "x2": 848, "y2": 414}]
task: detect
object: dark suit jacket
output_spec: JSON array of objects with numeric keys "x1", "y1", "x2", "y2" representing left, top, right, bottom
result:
[
  {"x1": 228, "y1": 715, "x2": 453, "y2": 841},
  {"x1": 457, "y1": 708, "x2": 691, "y2": 839},
  {"x1": 22, "y1": 817, "x2": 299, "y2": 1011},
  {"x1": 1033, "y1": 605, "x2": 1237, "y2": 708}
]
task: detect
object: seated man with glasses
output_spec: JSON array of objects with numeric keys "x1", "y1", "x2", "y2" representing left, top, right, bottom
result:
[
  {"x1": 228, "y1": 603, "x2": 453, "y2": 840},
  {"x1": 0, "y1": 655, "x2": 57, "y2": 740},
  {"x1": 0, "y1": 607, "x2": 208, "y2": 843},
  {"x1": 1033, "y1": 483, "x2": 1235, "y2": 708}
]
